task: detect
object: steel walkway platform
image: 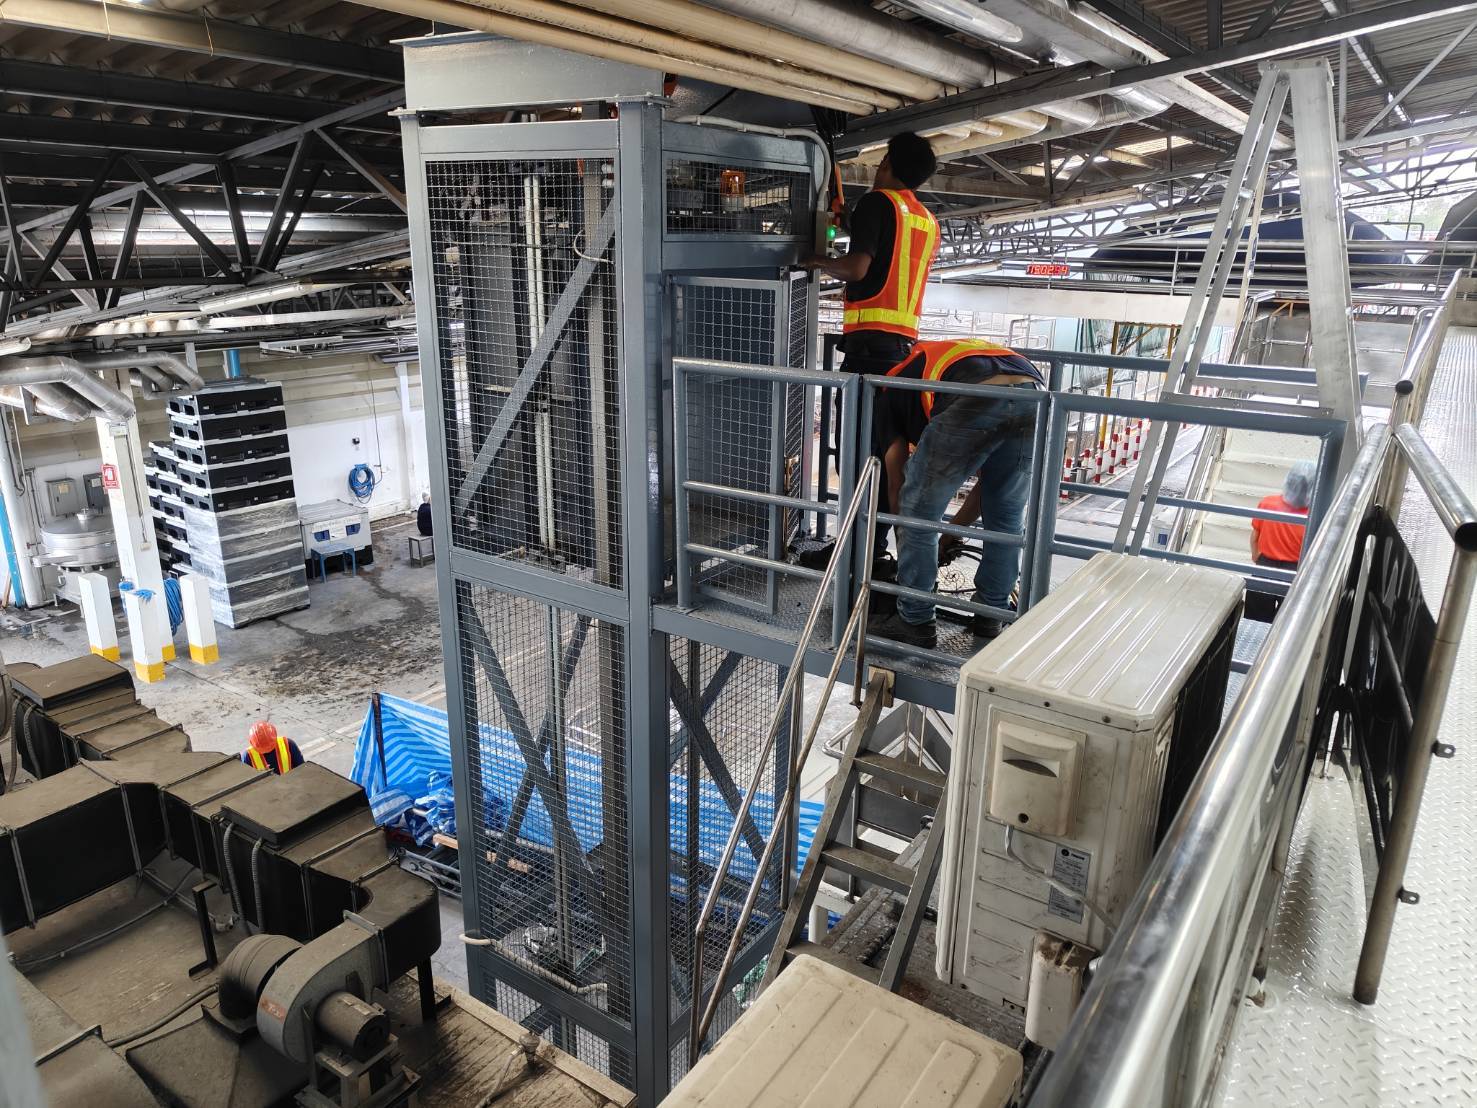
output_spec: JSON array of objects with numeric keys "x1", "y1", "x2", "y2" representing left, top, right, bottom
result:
[{"x1": 1213, "y1": 326, "x2": 1477, "y2": 1105}]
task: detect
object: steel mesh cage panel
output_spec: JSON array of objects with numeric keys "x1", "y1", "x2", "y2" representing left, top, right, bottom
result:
[
  {"x1": 675, "y1": 280, "x2": 812, "y2": 614},
  {"x1": 665, "y1": 639, "x2": 792, "y2": 1055},
  {"x1": 453, "y1": 579, "x2": 633, "y2": 1070},
  {"x1": 426, "y1": 157, "x2": 623, "y2": 588},
  {"x1": 665, "y1": 159, "x2": 811, "y2": 236}
]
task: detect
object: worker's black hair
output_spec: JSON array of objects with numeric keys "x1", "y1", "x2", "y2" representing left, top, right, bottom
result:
[{"x1": 887, "y1": 132, "x2": 938, "y2": 189}]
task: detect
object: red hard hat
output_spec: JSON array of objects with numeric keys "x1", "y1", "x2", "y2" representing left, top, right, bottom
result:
[{"x1": 248, "y1": 721, "x2": 278, "y2": 754}]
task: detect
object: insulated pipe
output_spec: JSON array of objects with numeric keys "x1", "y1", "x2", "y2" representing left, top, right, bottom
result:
[
  {"x1": 0, "y1": 384, "x2": 91, "y2": 421},
  {"x1": 0, "y1": 359, "x2": 136, "y2": 422},
  {"x1": 357, "y1": 0, "x2": 885, "y2": 114},
  {"x1": 74, "y1": 350, "x2": 204, "y2": 391},
  {"x1": 481, "y1": 0, "x2": 948, "y2": 102},
  {"x1": 194, "y1": 280, "x2": 351, "y2": 314},
  {"x1": 696, "y1": 0, "x2": 1012, "y2": 87},
  {"x1": 206, "y1": 306, "x2": 413, "y2": 328},
  {"x1": 700, "y1": 0, "x2": 1101, "y2": 128}
]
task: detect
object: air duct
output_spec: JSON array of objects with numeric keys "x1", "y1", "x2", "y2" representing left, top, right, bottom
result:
[
  {"x1": 0, "y1": 358, "x2": 137, "y2": 422},
  {"x1": 73, "y1": 350, "x2": 203, "y2": 391}
]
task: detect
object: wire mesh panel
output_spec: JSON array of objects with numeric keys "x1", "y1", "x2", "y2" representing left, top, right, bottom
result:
[
  {"x1": 665, "y1": 639, "x2": 793, "y2": 1064},
  {"x1": 665, "y1": 159, "x2": 811, "y2": 236},
  {"x1": 453, "y1": 579, "x2": 632, "y2": 1080},
  {"x1": 674, "y1": 278, "x2": 812, "y2": 615},
  {"x1": 425, "y1": 156, "x2": 623, "y2": 588}
]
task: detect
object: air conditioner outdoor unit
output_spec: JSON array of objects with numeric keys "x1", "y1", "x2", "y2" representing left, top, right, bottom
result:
[{"x1": 935, "y1": 552, "x2": 1244, "y2": 1035}]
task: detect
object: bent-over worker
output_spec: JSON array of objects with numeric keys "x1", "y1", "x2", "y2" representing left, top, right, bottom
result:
[{"x1": 868, "y1": 339, "x2": 1044, "y2": 649}]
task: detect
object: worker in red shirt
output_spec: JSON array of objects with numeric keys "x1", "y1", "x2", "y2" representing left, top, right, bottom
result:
[
  {"x1": 1250, "y1": 461, "x2": 1316, "y2": 570},
  {"x1": 241, "y1": 720, "x2": 303, "y2": 775}
]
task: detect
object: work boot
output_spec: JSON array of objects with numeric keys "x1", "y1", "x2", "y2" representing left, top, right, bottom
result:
[
  {"x1": 871, "y1": 612, "x2": 938, "y2": 649},
  {"x1": 970, "y1": 615, "x2": 1006, "y2": 639}
]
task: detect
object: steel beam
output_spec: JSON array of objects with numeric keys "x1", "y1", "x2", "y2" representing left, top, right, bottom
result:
[
  {"x1": 318, "y1": 129, "x2": 409, "y2": 213},
  {"x1": 17, "y1": 89, "x2": 405, "y2": 236},
  {"x1": 123, "y1": 156, "x2": 238, "y2": 278},
  {"x1": 0, "y1": 58, "x2": 382, "y2": 128},
  {"x1": 0, "y1": 0, "x2": 401, "y2": 82},
  {"x1": 105, "y1": 193, "x2": 148, "y2": 311}
]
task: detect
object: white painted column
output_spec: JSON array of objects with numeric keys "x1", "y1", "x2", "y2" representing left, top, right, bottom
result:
[
  {"x1": 396, "y1": 361, "x2": 421, "y2": 506},
  {"x1": 120, "y1": 584, "x2": 166, "y2": 683},
  {"x1": 0, "y1": 412, "x2": 45, "y2": 607},
  {"x1": 179, "y1": 573, "x2": 219, "y2": 665},
  {"x1": 78, "y1": 572, "x2": 119, "y2": 661},
  {"x1": 95, "y1": 368, "x2": 173, "y2": 661}
]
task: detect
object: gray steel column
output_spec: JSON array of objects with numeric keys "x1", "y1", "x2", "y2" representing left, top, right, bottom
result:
[
  {"x1": 400, "y1": 113, "x2": 491, "y2": 998},
  {"x1": 618, "y1": 99, "x2": 673, "y2": 1104},
  {"x1": 1285, "y1": 60, "x2": 1363, "y2": 463}
]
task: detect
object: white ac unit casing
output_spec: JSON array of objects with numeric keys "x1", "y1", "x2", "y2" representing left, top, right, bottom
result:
[{"x1": 935, "y1": 553, "x2": 1244, "y2": 1015}]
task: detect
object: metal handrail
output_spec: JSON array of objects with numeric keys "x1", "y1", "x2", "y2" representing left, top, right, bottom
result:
[
  {"x1": 1028, "y1": 422, "x2": 1392, "y2": 1108},
  {"x1": 1354, "y1": 422, "x2": 1477, "y2": 1002},
  {"x1": 686, "y1": 455, "x2": 883, "y2": 1066}
]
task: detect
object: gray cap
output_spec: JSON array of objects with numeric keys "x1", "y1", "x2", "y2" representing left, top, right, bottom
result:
[{"x1": 1282, "y1": 460, "x2": 1316, "y2": 510}]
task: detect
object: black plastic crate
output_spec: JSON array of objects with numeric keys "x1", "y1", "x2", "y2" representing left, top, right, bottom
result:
[
  {"x1": 173, "y1": 433, "x2": 290, "y2": 469},
  {"x1": 167, "y1": 379, "x2": 283, "y2": 421},
  {"x1": 178, "y1": 479, "x2": 296, "y2": 513},
  {"x1": 171, "y1": 406, "x2": 288, "y2": 444},
  {"x1": 178, "y1": 454, "x2": 294, "y2": 492}
]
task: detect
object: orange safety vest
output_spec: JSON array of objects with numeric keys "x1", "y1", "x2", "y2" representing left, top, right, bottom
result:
[
  {"x1": 247, "y1": 735, "x2": 295, "y2": 775},
  {"x1": 886, "y1": 339, "x2": 1023, "y2": 420},
  {"x1": 842, "y1": 189, "x2": 939, "y2": 339}
]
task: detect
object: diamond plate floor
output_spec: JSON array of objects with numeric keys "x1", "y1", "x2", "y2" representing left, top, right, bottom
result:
[{"x1": 1214, "y1": 327, "x2": 1477, "y2": 1106}]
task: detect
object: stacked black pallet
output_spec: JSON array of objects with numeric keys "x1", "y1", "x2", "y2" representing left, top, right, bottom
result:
[
  {"x1": 167, "y1": 378, "x2": 308, "y2": 626},
  {"x1": 143, "y1": 441, "x2": 189, "y2": 570}
]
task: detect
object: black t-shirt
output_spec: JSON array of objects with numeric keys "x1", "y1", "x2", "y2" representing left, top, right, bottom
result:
[
  {"x1": 417, "y1": 502, "x2": 433, "y2": 536},
  {"x1": 844, "y1": 191, "x2": 898, "y2": 304},
  {"x1": 874, "y1": 350, "x2": 1044, "y2": 448}
]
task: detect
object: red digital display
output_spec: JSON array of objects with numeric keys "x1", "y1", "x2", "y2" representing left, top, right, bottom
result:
[{"x1": 1027, "y1": 262, "x2": 1072, "y2": 277}]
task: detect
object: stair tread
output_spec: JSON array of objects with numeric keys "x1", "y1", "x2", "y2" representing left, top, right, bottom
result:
[
  {"x1": 785, "y1": 941, "x2": 873, "y2": 978},
  {"x1": 822, "y1": 845, "x2": 914, "y2": 892},
  {"x1": 854, "y1": 752, "x2": 947, "y2": 795}
]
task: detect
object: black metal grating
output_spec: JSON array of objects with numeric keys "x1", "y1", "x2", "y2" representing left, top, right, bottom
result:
[
  {"x1": 426, "y1": 157, "x2": 623, "y2": 588},
  {"x1": 454, "y1": 579, "x2": 633, "y2": 1079},
  {"x1": 665, "y1": 158, "x2": 811, "y2": 236},
  {"x1": 665, "y1": 639, "x2": 792, "y2": 1057}
]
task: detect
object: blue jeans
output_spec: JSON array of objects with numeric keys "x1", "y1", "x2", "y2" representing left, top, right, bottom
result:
[{"x1": 895, "y1": 386, "x2": 1037, "y2": 625}]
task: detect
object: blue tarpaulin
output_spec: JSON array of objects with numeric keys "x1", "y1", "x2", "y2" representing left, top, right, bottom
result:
[{"x1": 351, "y1": 693, "x2": 823, "y2": 883}]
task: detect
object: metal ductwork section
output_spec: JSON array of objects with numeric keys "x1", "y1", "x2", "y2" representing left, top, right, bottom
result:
[
  {"x1": 0, "y1": 358, "x2": 137, "y2": 422},
  {"x1": 0, "y1": 351, "x2": 203, "y2": 423}
]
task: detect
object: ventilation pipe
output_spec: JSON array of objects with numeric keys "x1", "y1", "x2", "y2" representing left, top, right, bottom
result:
[
  {"x1": 357, "y1": 0, "x2": 897, "y2": 113},
  {"x1": 75, "y1": 350, "x2": 203, "y2": 392},
  {"x1": 0, "y1": 383, "x2": 92, "y2": 421},
  {"x1": 0, "y1": 359, "x2": 137, "y2": 422},
  {"x1": 476, "y1": 0, "x2": 954, "y2": 101},
  {"x1": 194, "y1": 280, "x2": 352, "y2": 315}
]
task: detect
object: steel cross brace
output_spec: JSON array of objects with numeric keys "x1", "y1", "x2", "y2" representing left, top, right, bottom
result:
[
  {"x1": 462, "y1": 607, "x2": 605, "y2": 922},
  {"x1": 484, "y1": 613, "x2": 593, "y2": 892},
  {"x1": 665, "y1": 656, "x2": 768, "y2": 864},
  {"x1": 453, "y1": 201, "x2": 617, "y2": 514}
]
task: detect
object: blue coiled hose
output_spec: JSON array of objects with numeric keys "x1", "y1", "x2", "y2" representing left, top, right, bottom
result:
[
  {"x1": 348, "y1": 463, "x2": 376, "y2": 503},
  {"x1": 162, "y1": 577, "x2": 184, "y2": 635}
]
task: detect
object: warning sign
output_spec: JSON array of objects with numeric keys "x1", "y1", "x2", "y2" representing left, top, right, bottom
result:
[{"x1": 100, "y1": 463, "x2": 120, "y2": 491}]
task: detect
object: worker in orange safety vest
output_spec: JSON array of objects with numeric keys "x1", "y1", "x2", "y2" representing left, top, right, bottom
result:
[{"x1": 241, "y1": 720, "x2": 303, "y2": 775}]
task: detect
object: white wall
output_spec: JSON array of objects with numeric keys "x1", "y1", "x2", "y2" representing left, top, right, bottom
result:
[{"x1": 1, "y1": 350, "x2": 429, "y2": 601}]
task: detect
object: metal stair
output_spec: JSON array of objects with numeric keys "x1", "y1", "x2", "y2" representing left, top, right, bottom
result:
[{"x1": 760, "y1": 673, "x2": 949, "y2": 993}]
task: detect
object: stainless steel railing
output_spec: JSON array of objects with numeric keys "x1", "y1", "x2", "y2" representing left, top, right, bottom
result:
[
  {"x1": 685, "y1": 455, "x2": 883, "y2": 1066},
  {"x1": 1028, "y1": 411, "x2": 1477, "y2": 1105}
]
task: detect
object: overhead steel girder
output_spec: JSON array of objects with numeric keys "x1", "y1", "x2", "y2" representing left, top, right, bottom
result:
[
  {"x1": 837, "y1": 0, "x2": 1477, "y2": 154},
  {"x1": 17, "y1": 89, "x2": 406, "y2": 237},
  {"x1": 0, "y1": 0, "x2": 401, "y2": 82},
  {"x1": 0, "y1": 159, "x2": 398, "y2": 201},
  {"x1": 0, "y1": 58, "x2": 392, "y2": 129}
]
